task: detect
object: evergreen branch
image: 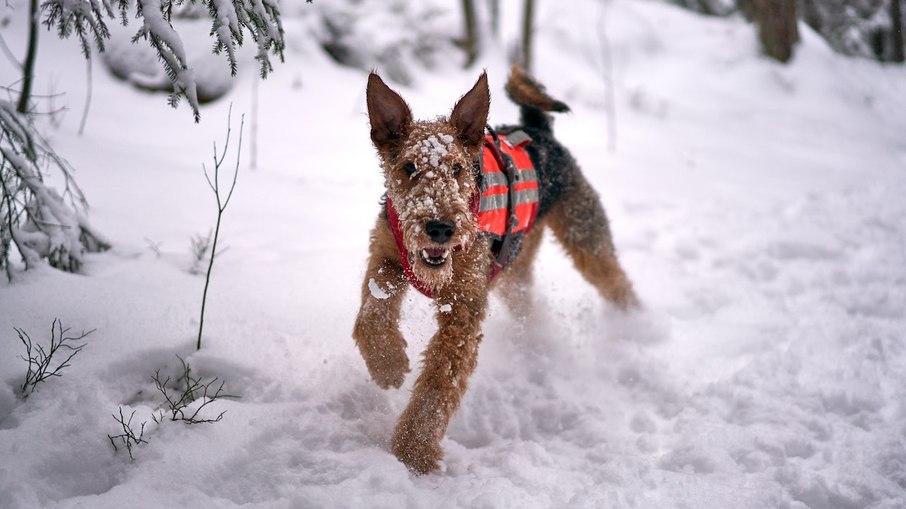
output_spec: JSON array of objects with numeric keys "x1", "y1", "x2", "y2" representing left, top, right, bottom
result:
[{"x1": 39, "y1": 0, "x2": 291, "y2": 121}]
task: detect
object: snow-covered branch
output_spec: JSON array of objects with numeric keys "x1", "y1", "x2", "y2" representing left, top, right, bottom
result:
[
  {"x1": 208, "y1": 0, "x2": 285, "y2": 78},
  {"x1": 40, "y1": 0, "x2": 287, "y2": 121},
  {"x1": 41, "y1": 0, "x2": 116, "y2": 58},
  {"x1": 0, "y1": 100, "x2": 109, "y2": 279}
]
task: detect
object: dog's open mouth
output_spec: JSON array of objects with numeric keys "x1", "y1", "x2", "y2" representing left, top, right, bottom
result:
[{"x1": 418, "y1": 247, "x2": 450, "y2": 268}]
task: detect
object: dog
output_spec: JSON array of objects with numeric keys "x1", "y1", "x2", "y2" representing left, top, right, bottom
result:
[{"x1": 353, "y1": 66, "x2": 638, "y2": 474}]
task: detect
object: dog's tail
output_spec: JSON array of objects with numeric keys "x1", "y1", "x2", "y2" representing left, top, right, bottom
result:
[{"x1": 505, "y1": 65, "x2": 570, "y2": 132}]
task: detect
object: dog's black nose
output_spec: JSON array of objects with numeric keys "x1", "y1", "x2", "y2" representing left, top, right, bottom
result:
[{"x1": 426, "y1": 220, "x2": 456, "y2": 244}]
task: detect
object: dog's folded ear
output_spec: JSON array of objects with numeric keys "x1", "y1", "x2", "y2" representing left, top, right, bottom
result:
[
  {"x1": 367, "y1": 72, "x2": 413, "y2": 150},
  {"x1": 450, "y1": 72, "x2": 490, "y2": 148}
]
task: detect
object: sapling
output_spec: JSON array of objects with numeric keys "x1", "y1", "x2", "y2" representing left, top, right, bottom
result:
[{"x1": 196, "y1": 108, "x2": 244, "y2": 350}]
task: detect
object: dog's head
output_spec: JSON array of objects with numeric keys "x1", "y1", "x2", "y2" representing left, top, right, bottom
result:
[{"x1": 367, "y1": 71, "x2": 490, "y2": 292}]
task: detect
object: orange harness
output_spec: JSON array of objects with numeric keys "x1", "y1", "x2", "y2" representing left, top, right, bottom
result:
[{"x1": 386, "y1": 130, "x2": 540, "y2": 297}]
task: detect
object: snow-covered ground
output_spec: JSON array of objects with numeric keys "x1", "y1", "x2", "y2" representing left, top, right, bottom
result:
[{"x1": 2, "y1": 1, "x2": 906, "y2": 507}]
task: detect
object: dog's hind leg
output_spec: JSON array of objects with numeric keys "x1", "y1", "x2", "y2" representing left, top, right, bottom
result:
[
  {"x1": 493, "y1": 224, "x2": 545, "y2": 319},
  {"x1": 353, "y1": 218, "x2": 411, "y2": 389},
  {"x1": 546, "y1": 173, "x2": 638, "y2": 309}
]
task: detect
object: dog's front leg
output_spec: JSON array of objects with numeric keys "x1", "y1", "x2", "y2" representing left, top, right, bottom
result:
[
  {"x1": 391, "y1": 246, "x2": 489, "y2": 474},
  {"x1": 353, "y1": 221, "x2": 411, "y2": 390}
]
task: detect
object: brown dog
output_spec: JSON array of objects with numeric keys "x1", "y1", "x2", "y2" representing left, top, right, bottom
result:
[{"x1": 353, "y1": 66, "x2": 637, "y2": 474}]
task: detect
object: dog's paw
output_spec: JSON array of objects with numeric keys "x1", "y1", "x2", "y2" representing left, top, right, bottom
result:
[
  {"x1": 391, "y1": 428, "x2": 442, "y2": 475},
  {"x1": 353, "y1": 318, "x2": 411, "y2": 389},
  {"x1": 367, "y1": 346, "x2": 410, "y2": 389}
]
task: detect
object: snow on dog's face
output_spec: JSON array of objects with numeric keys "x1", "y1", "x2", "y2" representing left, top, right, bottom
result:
[{"x1": 367, "y1": 72, "x2": 490, "y2": 292}]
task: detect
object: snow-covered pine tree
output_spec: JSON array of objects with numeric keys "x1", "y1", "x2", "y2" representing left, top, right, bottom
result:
[{"x1": 41, "y1": 0, "x2": 289, "y2": 122}]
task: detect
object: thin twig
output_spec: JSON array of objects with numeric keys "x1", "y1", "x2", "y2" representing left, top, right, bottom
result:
[{"x1": 78, "y1": 54, "x2": 92, "y2": 136}]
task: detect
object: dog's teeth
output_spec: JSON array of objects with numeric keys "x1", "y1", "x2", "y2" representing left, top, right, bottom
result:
[{"x1": 419, "y1": 248, "x2": 449, "y2": 266}]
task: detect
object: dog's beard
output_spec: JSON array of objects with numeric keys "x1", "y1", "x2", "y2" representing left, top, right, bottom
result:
[
  {"x1": 395, "y1": 203, "x2": 476, "y2": 293},
  {"x1": 399, "y1": 210, "x2": 475, "y2": 292},
  {"x1": 409, "y1": 250, "x2": 455, "y2": 292}
]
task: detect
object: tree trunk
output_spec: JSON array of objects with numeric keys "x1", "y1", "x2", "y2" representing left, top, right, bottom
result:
[
  {"x1": 892, "y1": 0, "x2": 905, "y2": 63},
  {"x1": 752, "y1": 0, "x2": 799, "y2": 63},
  {"x1": 461, "y1": 0, "x2": 478, "y2": 68},
  {"x1": 488, "y1": 0, "x2": 500, "y2": 39},
  {"x1": 16, "y1": 0, "x2": 39, "y2": 114},
  {"x1": 521, "y1": 0, "x2": 536, "y2": 72}
]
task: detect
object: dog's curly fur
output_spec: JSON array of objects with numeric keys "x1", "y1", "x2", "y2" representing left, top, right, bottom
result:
[{"x1": 353, "y1": 66, "x2": 638, "y2": 474}]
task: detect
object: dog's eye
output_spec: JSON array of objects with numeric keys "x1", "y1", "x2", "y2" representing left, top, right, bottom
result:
[
  {"x1": 404, "y1": 163, "x2": 417, "y2": 176},
  {"x1": 452, "y1": 163, "x2": 463, "y2": 176}
]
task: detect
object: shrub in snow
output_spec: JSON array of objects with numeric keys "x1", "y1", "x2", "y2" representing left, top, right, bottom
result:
[
  {"x1": 0, "y1": 101, "x2": 109, "y2": 278},
  {"x1": 15, "y1": 318, "x2": 93, "y2": 398},
  {"x1": 107, "y1": 356, "x2": 233, "y2": 461},
  {"x1": 41, "y1": 0, "x2": 287, "y2": 121},
  {"x1": 108, "y1": 407, "x2": 148, "y2": 460},
  {"x1": 151, "y1": 356, "x2": 235, "y2": 424},
  {"x1": 189, "y1": 230, "x2": 213, "y2": 275}
]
